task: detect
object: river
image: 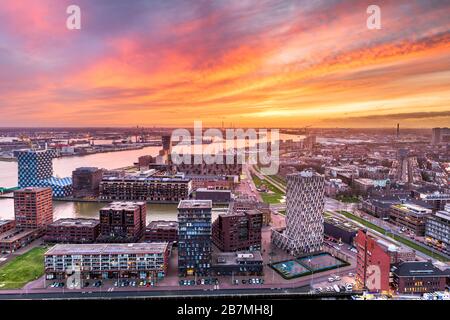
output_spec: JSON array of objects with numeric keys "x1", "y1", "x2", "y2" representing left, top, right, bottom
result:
[{"x1": 0, "y1": 132, "x2": 301, "y2": 221}]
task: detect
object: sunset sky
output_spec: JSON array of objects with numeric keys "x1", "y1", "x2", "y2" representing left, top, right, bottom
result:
[{"x1": 0, "y1": 0, "x2": 449, "y2": 128}]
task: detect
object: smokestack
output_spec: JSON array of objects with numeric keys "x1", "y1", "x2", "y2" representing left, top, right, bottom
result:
[{"x1": 397, "y1": 123, "x2": 400, "y2": 138}]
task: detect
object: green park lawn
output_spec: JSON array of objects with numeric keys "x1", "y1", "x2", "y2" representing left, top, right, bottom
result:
[
  {"x1": 0, "y1": 246, "x2": 47, "y2": 289},
  {"x1": 251, "y1": 173, "x2": 285, "y2": 204}
]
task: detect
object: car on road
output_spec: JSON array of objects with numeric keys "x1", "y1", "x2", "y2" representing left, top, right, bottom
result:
[
  {"x1": 348, "y1": 272, "x2": 355, "y2": 277},
  {"x1": 333, "y1": 275, "x2": 341, "y2": 281},
  {"x1": 328, "y1": 277, "x2": 335, "y2": 283}
]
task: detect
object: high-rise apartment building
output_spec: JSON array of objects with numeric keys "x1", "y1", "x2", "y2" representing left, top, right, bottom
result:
[
  {"x1": 97, "y1": 201, "x2": 146, "y2": 242},
  {"x1": 14, "y1": 187, "x2": 53, "y2": 229},
  {"x1": 272, "y1": 170, "x2": 325, "y2": 255},
  {"x1": 16, "y1": 150, "x2": 54, "y2": 188},
  {"x1": 177, "y1": 200, "x2": 212, "y2": 276},
  {"x1": 355, "y1": 230, "x2": 391, "y2": 292}
]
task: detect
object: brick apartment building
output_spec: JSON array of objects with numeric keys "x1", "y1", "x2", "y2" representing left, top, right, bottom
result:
[
  {"x1": 145, "y1": 220, "x2": 178, "y2": 243},
  {"x1": 392, "y1": 261, "x2": 450, "y2": 294},
  {"x1": 355, "y1": 229, "x2": 391, "y2": 292},
  {"x1": 44, "y1": 218, "x2": 100, "y2": 243},
  {"x1": 0, "y1": 220, "x2": 15, "y2": 234},
  {"x1": 97, "y1": 201, "x2": 146, "y2": 242},
  {"x1": 212, "y1": 210, "x2": 262, "y2": 252},
  {"x1": 14, "y1": 187, "x2": 53, "y2": 229}
]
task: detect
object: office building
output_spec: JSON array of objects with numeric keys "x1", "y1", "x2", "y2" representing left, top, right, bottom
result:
[
  {"x1": 272, "y1": 171, "x2": 325, "y2": 255},
  {"x1": 145, "y1": 220, "x2": 178, "y2": 243},
  {"x1": 425, "y1": 206, "x2": 450, "y2": 255},
  {"x1": 44, "y1": 218, "x2": 100, "y2": 244},
  {"x1": 16, "y1": 149, "x2": 54, "y2": 188},
  {"x1": 390, "y1": 202, "x2": 432, "y2": 236},
  {"x1": 212, "y1": 211, "x2": 262, "y2": 252},
  {"x1": 44, "y1": 243, "x2": 170, "y2": 280},
  {"x1": 14, "y1": 187, "x2": 53, "y2": 229},
  {"x1": 97, "y1": 201, "x2": 146, "y2": 243},
  {"x1": 177, "y1": 200, "x2": 212, "y2": 276},
  {"x1": 72, "y1": 167, "x2": 103, "y2": 198}
]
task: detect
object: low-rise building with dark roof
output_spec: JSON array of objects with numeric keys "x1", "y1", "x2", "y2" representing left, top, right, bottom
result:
[
  {"x1": 391, "y1": 261, "x2": 450, "y2": 294},
  {"x1": 44, "y1": 218, "x2": 100, "y2": 244}
]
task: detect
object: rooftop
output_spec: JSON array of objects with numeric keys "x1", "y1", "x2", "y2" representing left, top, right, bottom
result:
[
  {"x1": 45, "y1": 242, "x2": 169, "y2": 256},
  {"x1": 147, "y1": 220, "x2": 178, "y2": 230},
  {"x1": 178, "y1": 200, "x2": 212, "y2": 209},
  {"x1": 392, "y1": 261, "x2": 450, "y2": 277},
  {"x1": 101, "y1": 201, "x2": 146, "y2": 211},
  {"x1": 49, "y1": 218, "x2": 100, "y2": 228},
  {"x1": 213, "y1": 251, "x2": 263, "y2": 265}
]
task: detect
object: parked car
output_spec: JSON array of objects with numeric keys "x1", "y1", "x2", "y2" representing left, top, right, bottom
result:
[{"x1": 328, "y1": 277, "x2": 335, "y2": 283}]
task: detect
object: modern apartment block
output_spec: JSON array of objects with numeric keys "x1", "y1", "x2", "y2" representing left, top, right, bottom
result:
[
  {"x1": 16, "y1": 149, "x2": 54, "y2": 188},
  {"x1": 72, "y1": 167, "x2": 103, "y2": 198},
  {"x1": 99, "y1": 175, "x2": 192, "y2": 203},
  {"x1": 272, "y1": 171, "x2": 325, "y2": 255},
  {"x1": 44, "y1": 242, "x2": 170, "y2": 280},
  {"x1": 231, "y1": 196, "x2": 271, "y2": 226},
  {"x1": 177, "y1": 200, "x2": 212, "y2": 276},
  {"x1": 355, "y1": 230, "x2": 391, "y2": 292},
  {"x1": 145, "y1": 220, "x2": 178, "y2": 243},
  {"x1": 44, "y1": 218, "x2": 100, "y2": 243},
  {"x1": 97, "y1": 201, "x2": 146, "y2": 243},
  {"x1": 425, "y1": 205, "x2": 450, "y2": 255},
  {"x1": 14, "y1": 187, "x2": 53, "y2": 229},
  {"x1": 390, "y1": 202, "x2": 432, "y2": 236},
  {"x1": 212, "y1": 210, "x2": 262, "y2": 252}
]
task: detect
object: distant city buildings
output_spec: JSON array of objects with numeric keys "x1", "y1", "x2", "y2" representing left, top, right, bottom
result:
[
  {"x1": 431, "y1": 127, "x2": 450, "y2": 145},
  {"x1": 177, "y1": 200, "x2": 212, "y2": 277},
  {"x1": 72, "y1": 167, "x2": 103, "y2": 198},
  {"x1": 97, "y1": 201, "x2": 146, "y2": 243},
  {"x1": 272, "y1": 170, "x2": 325, "y2": 256},
  {"x1": 212, "y1": 210, "x2": 262, "y2": 252},
  {"x1": 99, "y1": 174, "x2": 192, "y2": 203}
]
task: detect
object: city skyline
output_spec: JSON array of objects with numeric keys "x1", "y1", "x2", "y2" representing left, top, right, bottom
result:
[{"x1": 0, "y1": 0, "x2": 449, "y2": 128}]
